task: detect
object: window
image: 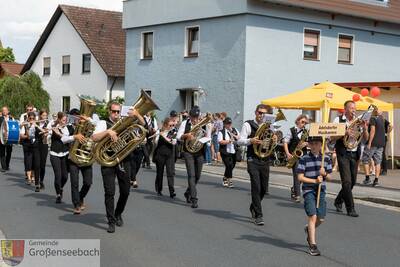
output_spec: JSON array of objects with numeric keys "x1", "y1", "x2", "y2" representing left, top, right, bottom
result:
[
  {"x1": 303, "y1": 29, "x2": 320, "y2": 60},
  {"x1": 185, "y1": 27, "x2": 199, "y2": 57},
  {"x1": 338, "y1": 35, "x2": 353, "y2": 64},
  {"x1": 62, "y1": 55, "x2": 70, "y2": 74},
  {"x1": 82, "y1": 54, "x2": 91, "y2": 73},
  {"x1": 43, "y1": 57, "x2": 51, "y2": 75},
  {"x1": 62, "y1": 96, "x2": 70, "y2": 112},
  {"x1": 351, "y1": 0, "x2": 389, "y2": 6},
  {"x1": 141, "y1": 32, "x2": 153, "y2": 59}
]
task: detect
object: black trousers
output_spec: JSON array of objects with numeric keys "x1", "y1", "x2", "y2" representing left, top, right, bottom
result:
[
  {"x1": 38, "y1": 144, "x2": 48, "y2": 182},
  {"x1": 128, "y1": 148, "x2": 144, "y2": 182},
  {"x1": 69, "y1": 161, "x2": 93, "y2": 208},
  {"x1": 335, "y1": 152, "x2": 358, "y2": 211},
  {"x1": 0, "y1": 144, "x2": 12, "y2": 170},
  {"x1": 183, "y1": 152, "x2": 203, "y2": 202},
  {"x1": 221, "y1": 153, "x2": 236, "y2": 178},
  {"x1": 101, "y1": 162, "x2": 130, "y2": 224},
  {"x1": 50, "y1": 155, "x2": 68, "y2": 195},
  {"x1": 23, "y1": 143, "x2": 41, "y2": 185},
  {"x1": 291, "y1": 161, "x2": 301, "y2": 197},
  {"x1": 382, "y1": 140, "x2": 388, "y2": 173},
  {"x1": 142, "y1": 141, "x2": 153, "y2": 167},
  {"x1": 247, "y1": 158, "x2": 270, "y2": 218},
  {"x1": 154, "y1": 153, "x2": 175, "y2": 194}
]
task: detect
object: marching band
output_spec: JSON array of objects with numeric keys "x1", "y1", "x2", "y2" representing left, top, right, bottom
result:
[{"x1": 0, "y1": 92, "x2": 390, "y2": 255}]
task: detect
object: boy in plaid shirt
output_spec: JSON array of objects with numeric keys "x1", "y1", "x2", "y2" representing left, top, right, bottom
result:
[{"x1": 297, "y1": 136, "x2": 332, "y2": 256}]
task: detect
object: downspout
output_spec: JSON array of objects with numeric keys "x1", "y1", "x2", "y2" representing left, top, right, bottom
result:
[{"x1": 109, "y1": 77, "x2": 117, "y2": 101}]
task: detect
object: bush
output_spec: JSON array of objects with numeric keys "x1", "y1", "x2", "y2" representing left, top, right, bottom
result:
[{"x1": 0, "y1": 71, "x2": 50, "y2": 118}]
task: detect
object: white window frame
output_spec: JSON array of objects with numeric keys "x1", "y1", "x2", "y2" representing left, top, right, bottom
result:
[
  {"x1": 337, "y1": 33, "x2": 355, "y2": 65},
  {"x1": 43, "y1": 57, "x2": 51, "y2": 76},
  {"x1": 184, "y1": 25, "x2": 200, "y2": 58},
  {"x1": 302, "y1": 27, "x2": 321, "y2": 61},
  {"x1": 140, "y1": 31, "x2": 154, "y2": 60}
]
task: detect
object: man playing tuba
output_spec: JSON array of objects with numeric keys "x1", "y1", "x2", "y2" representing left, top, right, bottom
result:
[
  {"x1": 177, "y1": 106, "x2": 212, "y2": 209},
  {"x1": 237, "y1": 104, "x2": 276, "y2": 226},
  {"x1": 92, "y1": 101, "x2": 145, "y2": 233}
]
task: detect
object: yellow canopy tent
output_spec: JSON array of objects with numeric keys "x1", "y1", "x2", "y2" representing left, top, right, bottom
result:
[{"x1": 262, "y1": 81, "x2": 395, "y2": 168}]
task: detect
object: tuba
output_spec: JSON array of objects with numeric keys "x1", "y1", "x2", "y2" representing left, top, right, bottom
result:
[
  {"x1": 69, "y1": 97, "x2": 97, "y2": 166},
  {"x1": 94, "y1": 90, "x2": 159, "y2": 167},
  {"x1": 253, "y1": 109, "x2": 286, "y2": 159},
  {"x1": 185, "y1": 113, "x2": 213, "y2": 153},
  {"x1": 343, "y1": 105, "x2": 376, "y2": 150},
  {"x1": 286, "y1": 128, "x2": 309, "y2": 168}
]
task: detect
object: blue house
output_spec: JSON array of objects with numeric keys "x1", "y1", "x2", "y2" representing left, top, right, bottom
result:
[{"x1": 123, "y1": 0, "x2": 400, "y2": 155}]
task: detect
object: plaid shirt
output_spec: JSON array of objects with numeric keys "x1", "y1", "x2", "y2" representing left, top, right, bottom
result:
[{"x1": 297, "y1": 151, "x2": 332, "y2": 195}]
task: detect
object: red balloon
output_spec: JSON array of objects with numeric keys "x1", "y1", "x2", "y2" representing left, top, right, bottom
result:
[
  {"x1": 360, "y1": 88, "x2": 369, "y2": 97},
  {"x1": 352, "y1": 94, "x2": 361, "y2": 102},
  {"x1": 371, "y1": 86, "x2": 381, "y2": 98}
]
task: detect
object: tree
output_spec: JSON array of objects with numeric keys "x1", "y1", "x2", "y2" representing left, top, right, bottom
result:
[
  {"x1": 0, "y1": 47, "x2": 15, "y2": 62},
  {"x1": 0, "y1": 71, "x2": 50, "y2": 117}
]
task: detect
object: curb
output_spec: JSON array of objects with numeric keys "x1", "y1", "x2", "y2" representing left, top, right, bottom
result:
[{"x1": 176, "y1": 165, "x2": 400, "y2": 208}]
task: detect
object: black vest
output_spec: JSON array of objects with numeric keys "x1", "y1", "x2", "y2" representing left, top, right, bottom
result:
[
  {"x1": 37, "y1": 121, "x2": 48, "y2": 145},
  {"x1": 22, "y1": 125, "x2": 41, "y2": 146},
  {"x1": 219, "y1": 128, "x2": 238, "y2": 155},
  {"x1": 245, "y1": 120, "x2": 261, "y2": 159},
  {"x1": 50, "y1": 125, "x2": 74, "y2": 154},
  {"x1": 154, "y1": 134, "x2": 173, "y2": 160},
  {"x1": 288, "y1": 127, "x2": 308, "y2": 154},
  {"x1": 183, "y1": 119, "x2": 206, "y2": 154},
  {"x1": 335, "y1": 116, "x2": 361, "y2": 158}
]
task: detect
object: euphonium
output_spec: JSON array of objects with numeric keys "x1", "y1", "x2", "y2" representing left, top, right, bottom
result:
[
  {"x1": 94, "y1": 90, "x2": 160, "y2": 167},
  {"x1": 286, "y1": 129, "x2": 308, "y2": 168},
  {"x1": 69, "y1": 97, "x2": 97, "y2": 166},
  {"x1": 185, "y1": 113, "x2": 212, "y2": 153},
  {"x1": 343, "y1": 105, "x2": 376, "y2": 150},
  {"x1": 253, "y1": 109, "x2": 286, "y2": 159}
]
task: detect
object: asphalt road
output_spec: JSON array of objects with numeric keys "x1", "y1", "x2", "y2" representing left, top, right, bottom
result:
[{"x1": 0, "y1": 147, "x2": 399, "y2": 267}]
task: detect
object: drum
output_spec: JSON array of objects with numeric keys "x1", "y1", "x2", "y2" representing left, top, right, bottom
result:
[{"x1": 0, "y1": 120, "x2": 20, "y2": 145}]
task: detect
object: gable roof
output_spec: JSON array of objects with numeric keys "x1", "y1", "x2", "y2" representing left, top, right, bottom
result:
[
  {"x1": 22, "y1": 5, "x2": 125, "y2": 77},
  {"x1": 262, "y1": 0, "x2": 400, "y2": 25},
  {"x1": 0, "y1": 62, "x2": 24, "y2": 77}
]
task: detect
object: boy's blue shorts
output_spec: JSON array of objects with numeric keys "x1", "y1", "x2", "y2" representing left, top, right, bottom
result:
[{"x1": 304, "y1": 191, "x2": 326, "y2": 219}]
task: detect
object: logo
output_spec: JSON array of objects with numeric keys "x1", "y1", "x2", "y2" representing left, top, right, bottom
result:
[{"x1": 1, "y1": 240, "x2": 25, "y2": 266}]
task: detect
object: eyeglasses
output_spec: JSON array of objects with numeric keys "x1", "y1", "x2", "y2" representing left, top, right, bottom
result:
[
  {"x1": 299, "y1": 120, "x2": 308, "y2": 124},
  {"x1": 111, "y1": 110, "x2": 120, "y2": 114},
  {"x1": 29, "y1": 117, "x2": 35, "y2": 120}
]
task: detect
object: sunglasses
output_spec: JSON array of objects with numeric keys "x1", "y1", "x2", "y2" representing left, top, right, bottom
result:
[
  {"x1": 168, "y1": 124, "x2": 175, "y2": 127},
  {"x1": 29, "y1": 117, "x2": 35, "y2": 120},
  {"x1": 299, "y1": 120, "x2": 308, "y2": 124},
  {"x1": 257, "y1": 111, "x2": 267, "y2": 115},
  {"x1": 111, "y1": 110, "x2": 120, "y2": 114}
]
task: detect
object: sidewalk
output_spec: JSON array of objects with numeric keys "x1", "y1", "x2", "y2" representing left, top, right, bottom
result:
[{"x1": 176, "y1": 160, "x2": 400, "y2": 208}]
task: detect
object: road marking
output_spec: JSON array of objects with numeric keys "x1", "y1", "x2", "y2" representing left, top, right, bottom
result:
[{"x1": 176, "y1": 167, "x2": 400, "y2": 213}]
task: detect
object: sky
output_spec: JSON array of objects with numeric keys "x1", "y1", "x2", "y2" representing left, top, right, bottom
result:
[{"x1": 0, "y1": 0, "x2": 123, "y2": 63}]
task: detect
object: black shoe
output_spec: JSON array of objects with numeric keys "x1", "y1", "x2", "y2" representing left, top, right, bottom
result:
[
  {"x1": 380, "y1": 171, "x2": 387, "y2": 176},
  {"x1": 191, "y1": 200, "x2": 198, "y2": 209},
  {"x1": 372, "y1": 178, "x2": 379, "y2": 187},
  {"x1": 157, "y1": 191, "x2": 163, "y2": 196},
  {"x1": 254, "y1": 217, "x2": 264, "y2": 226},
  {"x1": 115, "y1": 215, "x2": 124, "y2": 227},
  {"x1": 35, "y1": 186, "x2": 40, "y2": 192},
  {"x1": 304, "y1": 226, "x2": 311, "y2": 246},
  {"x1": 363, "y1": 178, "x2": 371, "y2": 185},
  {"x1": 146, "y1": 165, "x2": 151, "y2": 169},
  {"x1": 334, "y1": 202, "x2": 343, "y2": 213},
  {"x1": 40, "y1": 183, "x2": 45, "y2": 190},
  {"x1": 55, "y1": 195, "x2": 62, "y2": 204},
  {"x1": 184, "y1": 192, "x2": 191, "y2": 203},
  {"x1": 249, "y1": 206, "x2": 256, "y2": 219},
  {"x1": 170, "y1": 192, "x2": 176, "y2": 199},
  {"x1": 0, "y1": 168, "x2": 5, "y2": 172},
  {"x1": 347, "y1": 210, "x2": 359, "y2": 217},
  {"x1": 107, "y1": 223, "x2": 115, "y2": 233},
  {"x1": 5, "y1": 167, "x2": 9, "y2": 171},
  {"x1": 309, "y1": 244, "x2": 321, "y2": 256}
]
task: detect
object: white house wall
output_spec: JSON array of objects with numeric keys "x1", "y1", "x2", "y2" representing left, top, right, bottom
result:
[{"x1": 30, "y1": 13, "x2": 109, "y2": 113}]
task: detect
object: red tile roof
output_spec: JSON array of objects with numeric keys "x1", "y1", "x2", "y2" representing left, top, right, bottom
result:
[
  {"x1": 263, "y1": 0, "x2": 400, "y2": 25},
  {"x1": 0, "y1": 62, "x2": 24, "y2": 77},
  {"x1": 22, "y1": 5, "x2": 125, "y2": 77}
]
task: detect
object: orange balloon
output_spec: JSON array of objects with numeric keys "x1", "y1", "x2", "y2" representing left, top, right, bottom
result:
[
  {"x1": 360, "y1": 88, "x2": 369, "y2": 97},
  {"x1": 352, "y1": 94, "x2": 361, "y2": 102},
  {"x1": 371, "y1": 86, "x2": 381, "y2": 98}
]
